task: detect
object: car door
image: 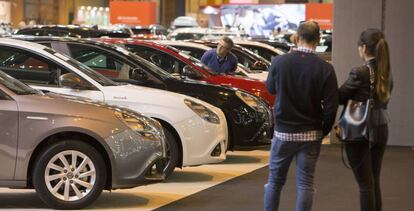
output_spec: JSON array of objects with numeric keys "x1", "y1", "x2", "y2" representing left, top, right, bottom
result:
[
  {"x1": 0, "y1": 89, "x2": 18, "y2": 180},
  {"x1": 0, "y1": 45, "x2": 105, "y2": 101}
]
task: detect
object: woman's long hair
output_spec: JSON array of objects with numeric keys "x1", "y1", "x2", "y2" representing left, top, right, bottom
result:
[{"x1": 358, "y1": 29, "x2": 392, "y2": 102}]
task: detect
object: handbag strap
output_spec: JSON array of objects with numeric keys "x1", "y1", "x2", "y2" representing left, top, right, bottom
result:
[{"x1": 367, "y1": 64, "x2": 375, "y2": 100}]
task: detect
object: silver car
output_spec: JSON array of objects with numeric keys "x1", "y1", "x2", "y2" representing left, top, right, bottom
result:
[{"x1": 0, "y1": 71, "x2": 166, "y2": 209}]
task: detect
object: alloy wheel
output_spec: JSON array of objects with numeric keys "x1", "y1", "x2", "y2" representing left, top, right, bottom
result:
[{"x1": 44, "y1": 150, "x2": 96, "y2": 201}]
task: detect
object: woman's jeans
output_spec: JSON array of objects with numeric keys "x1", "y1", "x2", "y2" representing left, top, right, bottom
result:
[
  {"x1": 345, "y1": 125, "x2": 388, "y2": 211},
  {"x1": 264, "y1": 137, "x2": 322, "y2": 211}
]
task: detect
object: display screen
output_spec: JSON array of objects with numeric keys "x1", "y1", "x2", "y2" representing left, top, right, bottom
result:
[{"x1": 220, "y1": 4, "x2": 305, "y2": 37}]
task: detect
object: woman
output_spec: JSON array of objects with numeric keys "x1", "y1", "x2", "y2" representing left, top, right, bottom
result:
[{"x1": 339, "y1": 28, "x2": 393, "y2": 211}]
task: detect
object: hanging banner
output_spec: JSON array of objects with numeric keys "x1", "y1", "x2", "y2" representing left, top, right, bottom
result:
[
  {"x1": 305, "y1": 3, "x2": 333, "y2": 30},
  {"x1": 110, "y1": 1, "x2": 156, "y2": 26}
]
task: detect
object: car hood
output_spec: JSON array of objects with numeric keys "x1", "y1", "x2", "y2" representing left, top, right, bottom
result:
[
  {"x1": 101, "y1": 84, "x2": 217, "y2": 110},
  {"x1": 209, "y1": 74, "x2": 275, "y2": 106},
  {"x1": 180, "y1": 78, "x2": 238, "y2": 91},
  {"x1": 13, "y1": 93, "x2": 122, "y2": 124}
]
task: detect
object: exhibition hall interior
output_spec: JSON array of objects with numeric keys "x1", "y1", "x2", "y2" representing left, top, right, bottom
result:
[{"x1": 0, "y1": 0, "x2": 412, "y2": 210}]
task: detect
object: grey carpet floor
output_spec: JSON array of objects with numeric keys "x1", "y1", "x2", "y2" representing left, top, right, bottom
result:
[{"x1": 156, "y1": 145, "x2": 414, "y2": 211}]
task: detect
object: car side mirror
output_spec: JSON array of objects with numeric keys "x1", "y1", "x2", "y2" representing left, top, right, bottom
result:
[
  {"x1": 130, "y1": 68, "x2": 148, "y2": 81},
  {"x1": 182, "y1": 65, "x2": 202, "y2": 79},
  {"x1": 59, "y1": 73, "x2": 93, "y2": 90}
]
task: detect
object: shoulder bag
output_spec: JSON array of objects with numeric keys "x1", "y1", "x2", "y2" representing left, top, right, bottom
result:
[{"x1": 335, "y1": 65, "x2": 375, "y2": 142}]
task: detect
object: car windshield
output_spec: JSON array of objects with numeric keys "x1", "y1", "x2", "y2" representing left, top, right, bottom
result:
[
  {"x1": 44, "y1": 48, "x2": 117, "y2": 86},
  {"x1": 238, "y1": 46, "x2": 268, "y2": 62},
  {"x1": 116, "y1": 44, "x2": 175, "y2": 79},
  {"x1": 178, "y1": 52, "x2": 218, "y2": 75},
  {"x1": 132, "y1": 28, "x2": 152, "y2": 35},
  {"x1": 0, "y1": 70, "x2": 40, "y2": 95},
  {"x1": 128, "y1": 51, "x2": 175, "y2": 79}
]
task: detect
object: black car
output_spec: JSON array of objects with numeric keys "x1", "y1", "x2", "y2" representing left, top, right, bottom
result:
[
  {"x1": 15, "y1": 36, "x2": 273, "y2": 149},
  {"x1": 15, "y1": 25, "x2": 131, "y2": 38}
]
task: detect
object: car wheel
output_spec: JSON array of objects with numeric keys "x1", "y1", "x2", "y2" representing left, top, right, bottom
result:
[
  {"x1": 162, "y1": 128, "x2": 179, "y2": 178},
  {"x1": 32, "y1": 140, "x2": 106, "y2": 209}
]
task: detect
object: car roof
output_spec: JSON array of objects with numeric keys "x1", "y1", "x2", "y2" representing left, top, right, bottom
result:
[
  {"x1": 16, "y1": 25, "x2": 131, "y2": 38},
  {"x1": 153, "y1": 40, "x2": 212, "y2": 50},
  {"x1": 168, "y1": 27, "x2": 248, "y2": 37},
  {"x1": 0, "y1": 37, "x2": 51, "y2": 51},
  {"x1": 99, "y1": 38, "x2": 184, "y2": 54},
  {"x1": 233, "y1": 40, "x2": 285, "y2": 55}
]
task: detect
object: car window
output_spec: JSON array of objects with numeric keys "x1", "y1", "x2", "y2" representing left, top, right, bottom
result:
[
  {"x1": 174, "y1": 46, "x2": 206, "y2": 60},
  {"x1": 43, "y1": 29, "x2": 60, "y2": 37},
  {"x1": 232, "y1": 49, "x2": 255, "y2": 69},
  {"x1": 0, "y1": 46, "x2": 63, "y2": 86},
  {"x1": 126, "y1": 45, "x2": 187, "y2": 75},
  {"x1": 42, "y1": 47, "x2": 116, "y2": 87},
  {"x1": 0, "y1": 89, "x2": 10, "y2": 100},
  {"x1": 243, "y1": 46, "x2": 275, "y2": 62},
  {"x1": 131, "y1": 28, "x2": 152, "y2": 35},
  {"x1": 68, "y1": 43, "x2": 162, "y2": 83},
  {"x1": 16, "y1": 29, "x2": 43, "y2": 36},
  {"x1": 173, "y1": 33, "x2": 204, "y2": 40},
  {"x1": 37, "y1": 42, "x2": 52, "y2": 48},
  {"x1": 0, "y1": 70, "x2": 39, "y2": 95},
  {"x1": 68, "y1": 43, "x2": 124, "y2": 75}
]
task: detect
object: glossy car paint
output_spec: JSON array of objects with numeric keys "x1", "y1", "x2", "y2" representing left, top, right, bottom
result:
[
  {"x1": 0, "y1": 71, "x2": 166, "y2": 189},
  {"x1": 27, "y1": 37, "x2": 272, "y2": 148},
  {"x1": 0, "y1": 38, "x2": 228, "y2": 168},
  {"x1": 100, "y1": 38, "x2": 275, "y2": 106}
]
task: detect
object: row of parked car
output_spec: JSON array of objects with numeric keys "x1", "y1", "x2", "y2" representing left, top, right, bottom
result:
[{"x1": 0, "y1": 26, "x2": 284, "y2": 209}]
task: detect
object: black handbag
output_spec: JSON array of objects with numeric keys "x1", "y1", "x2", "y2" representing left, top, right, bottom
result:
[{"x1": 335, "y1": 66, "x2": 375, "y2": 142}]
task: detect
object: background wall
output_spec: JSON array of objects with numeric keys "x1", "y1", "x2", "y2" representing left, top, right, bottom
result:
[{"x1": 333, "y1": 0, "x2": 414, "y2": 146}]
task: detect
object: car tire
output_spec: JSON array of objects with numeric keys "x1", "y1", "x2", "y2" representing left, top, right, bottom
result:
[
  {"x1": 32, "y1": 139, "x2": 106, "y2": 209},
  {"x1": 162, "y1": 128, "x2": 179, "y2": 178}
]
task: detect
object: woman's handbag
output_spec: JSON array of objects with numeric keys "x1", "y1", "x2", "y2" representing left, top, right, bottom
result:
[{"x1": 335, "y1": 66, "x2": 375, "y2": 142}]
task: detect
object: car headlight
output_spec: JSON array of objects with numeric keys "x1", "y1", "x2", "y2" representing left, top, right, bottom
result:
[
  {"x1": 236, "y1": 90, "x2": 267, "y2": 113},
  {"x1": 184, "y1": 99, "x2": 220, "y2": 124},
  {"x1": 114, "y1": 110, "x2": 164, "y2": 141}
]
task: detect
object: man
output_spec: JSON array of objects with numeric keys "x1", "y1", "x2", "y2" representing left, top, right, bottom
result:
[
  {"x1": 264, "y1": 21, "x2": 338, "y2": 211},
  {"x1": 201, "y1": 36, "x2": 238, "y2": 74}
]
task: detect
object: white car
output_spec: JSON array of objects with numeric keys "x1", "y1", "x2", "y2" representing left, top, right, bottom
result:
[
  {"x1": 0, "y1": 38, "x2": 228, "y2": 177},
  {"x1": 155, "y1": 40, "x2": 269, "y2": 81}
]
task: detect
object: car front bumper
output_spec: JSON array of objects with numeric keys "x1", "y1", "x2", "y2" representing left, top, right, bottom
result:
[
  {"x1": 174, "y1": 106, "x2": 228, "y2": 167},
  {"x1": 104, "y1": 128, "x2": 167, "y2": 189}
]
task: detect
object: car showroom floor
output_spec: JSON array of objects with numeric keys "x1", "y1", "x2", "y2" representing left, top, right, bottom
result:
[{"x1": 0, "y1": 144, "x2": 413, "y2": 211}]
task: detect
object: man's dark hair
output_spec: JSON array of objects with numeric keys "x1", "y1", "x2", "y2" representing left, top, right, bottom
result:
[
  {"x1": 221, "y1": 36, "x2": 234, "y2": 48},
  {"x1": 297, "y1": 21, "x2": 320, "y2": 44}
]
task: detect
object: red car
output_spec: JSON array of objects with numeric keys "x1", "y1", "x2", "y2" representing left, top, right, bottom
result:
[{"x1": 97, "y1": 38, "x2": 275, "y2": 106}]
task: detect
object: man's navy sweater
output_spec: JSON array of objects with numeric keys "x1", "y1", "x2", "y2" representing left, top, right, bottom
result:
[
  {"x1": 201, "y1": 49, "x2": 238, "y2": 74},
  {"x1": 266, "y1": 51, "x2": 338, "y2": 135}
]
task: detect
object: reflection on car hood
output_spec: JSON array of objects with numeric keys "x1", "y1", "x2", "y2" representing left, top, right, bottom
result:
[
  {"x1": 46, "y1": 92, "x2": 142, "y2": 115},
  {"x1": 14, "y1": 93, "x2": 122, "y2": 124},
  {"x1": 102, "y1": 84, "x2": 216, "y2": 110}
]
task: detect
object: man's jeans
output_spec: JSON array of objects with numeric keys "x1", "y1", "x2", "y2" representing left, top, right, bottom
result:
[{"x1": 264, "y1": 137, "x2": 322, "y2": 211}]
